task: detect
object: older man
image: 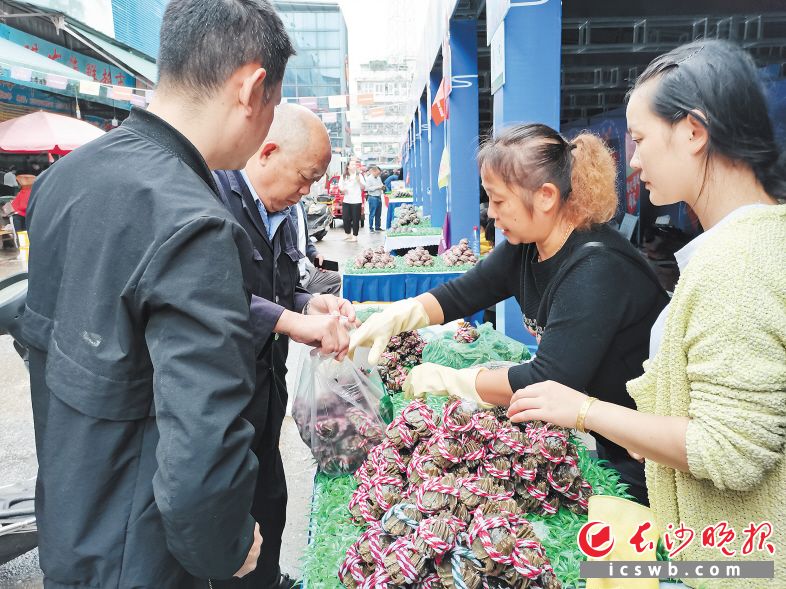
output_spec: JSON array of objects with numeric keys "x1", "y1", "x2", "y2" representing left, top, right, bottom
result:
[{"x1": 213, "y1": 103, "x2": 354, "y2": 589}]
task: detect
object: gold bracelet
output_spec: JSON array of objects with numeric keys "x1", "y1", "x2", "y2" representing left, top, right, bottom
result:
[{"x1": 575, "y1": 396, "x2": 598, "y2": 433}]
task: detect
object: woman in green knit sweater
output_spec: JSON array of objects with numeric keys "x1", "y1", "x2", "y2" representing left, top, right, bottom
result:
[{"x1": 508, "y1": 40, "x2": 786, "y2": 587}]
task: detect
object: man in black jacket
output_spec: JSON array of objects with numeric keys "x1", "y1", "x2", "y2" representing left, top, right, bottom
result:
[
  {"x1": 22, "y1": 1, "x2": 295, "y2": 587},
  {"x1": 213, "y1": 103, "x2": 354, "y2": 589}
]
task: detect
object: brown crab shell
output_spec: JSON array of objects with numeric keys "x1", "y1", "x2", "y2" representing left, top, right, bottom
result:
[
  {"x1": 412, "y1": 516, "x2": 459, "y2": 560},
  {"x1": 381, "y1": 503, "x2": 423, "y2": 537},
  {"x1": 436, "y1": 555, "x2": 483, "y2": 589},
  {"x1": 550, "y1": 461, "x2": 581, "y2": 490},
  {"x1": 490, "y1": 428, "x2": 529, "y2": 456},
  {"x1": 479, "y1": 455, "x2": 513, "y2": 480},
  {"x1": 541, "y1": 434, "x2": 568, "y2": 460},
  {"x1": 383, "y1": 545, "x2": 428, "y2": 586},
  {"x1": 458, "y1": 476, "x2": 506, "y2": 511},
  {"x1": 357, "y1": 533, "x2": 394, "y2": 566},
  {"x1": 348, "y1": 494, "x2": 383, "y2": 524},
  {"x1": 419, "y1": 474, "x2": 460, "y2": 515},
  {"x1": 471, "y1": 413, "x2": 501, "y2": 442},
  {"x1": 428, "y1": 436, "x2": 466, "y2": 470}
]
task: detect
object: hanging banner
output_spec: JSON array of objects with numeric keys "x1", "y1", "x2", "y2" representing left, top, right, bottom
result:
[
  {"x1": 327, "y1": 94, "x2": 347, "y2": 109},
  {"x1": 79, "y1": 79, "x2": 101, "y2": 96},
  {"x1": 357, "y1": 93, "x2": 374, "y2": 105},
  {"x1": 369, "y1": 107, "x2": 385, "y2": 118},
  {"x1": 431, "y1": 78, "x2": 448, "y2": 126},
  {"x1": 321, "y1": 111, "x2": 337, "y2": 123},
  {"x1": 438, "y1": 146, "x2": 450, "y2": 189},
  {"x1": 10, "y1": 67, "x2": 32, "y2": 82},
  {"x1": 45, "y1": 74, "x2": 68, "y2": 90},
  {"x1": 110, "y1": 85, "x2": 132, "y2": 101}
]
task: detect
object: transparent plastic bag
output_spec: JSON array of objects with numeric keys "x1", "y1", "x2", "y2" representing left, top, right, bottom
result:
[
  {"x1": 421, "y1": 322, "x2": 531, "y2": 369},
  {"x1": 292, "y1": 351, "x2": 386, "y2": 476}
]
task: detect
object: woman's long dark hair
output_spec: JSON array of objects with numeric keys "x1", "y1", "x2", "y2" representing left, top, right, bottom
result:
[{"x1": 633, "y1": 39, "x2": 785, "y2": 201}]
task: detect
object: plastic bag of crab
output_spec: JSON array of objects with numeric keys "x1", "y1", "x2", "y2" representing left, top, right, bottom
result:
[{"x1": 291, "y1": 352, "x2": 385, "y2": 476}]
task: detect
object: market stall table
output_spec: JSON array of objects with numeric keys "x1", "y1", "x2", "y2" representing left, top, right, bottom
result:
[
  {"x1": 385, "y1": 197, "x2": 414, "y2": 229},
  {"x1": 384, "y1": 230, "x2": 443, "y2": 252},
  {"x1": 342, "y1": 259, "x2": 483, "y2": 324}
]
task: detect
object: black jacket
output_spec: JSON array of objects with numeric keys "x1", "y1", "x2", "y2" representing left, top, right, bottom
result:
[
  {"x1": 22, "y1": 108, "x2": 259, "y2": 588},
  {"x1": 432, "y1": 225, "x2": 668, "y2": 497},
  {"x1": 212, "y1": 171, "x2": 310, "y2": 438}
]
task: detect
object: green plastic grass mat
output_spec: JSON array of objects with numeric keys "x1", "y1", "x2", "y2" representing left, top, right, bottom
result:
[
  {"x1": 344, "y1": 255, "x2": 476, "y2": 275},
  {"x1": 301, "y1": 393, "x2": 652, "y2": 589},
  {"x1": 422, "y1": 322, "x2": 532, "y2": 369},
  {"x1": 387, "y1": 225, "x2": 442, "y2": 237}
]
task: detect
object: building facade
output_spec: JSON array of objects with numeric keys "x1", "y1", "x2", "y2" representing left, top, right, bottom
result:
[
  {"x1": 274, "y1": 0, "x2": 350, "y2": 155},
  {"x1": 351, "y1": 59, "x2": 412, "y2": 165}
]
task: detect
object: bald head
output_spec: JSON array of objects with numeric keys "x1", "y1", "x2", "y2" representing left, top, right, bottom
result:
[
  {"x1": 245, "y1": 102, "x2": 333, "y2": 212},
  {"x1": 265, "y1": 103, "x2": 330, "y2": 154}
]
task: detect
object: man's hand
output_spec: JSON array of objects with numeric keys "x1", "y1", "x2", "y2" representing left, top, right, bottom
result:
[
  {"x1": 307, "y1": 294, "x2": 359, "y2": 327},
  {"x1": 275, "y1": 310, "x2": 351, "y2": 360},
  {"x1": 315, "y1": 255, "x2": 326, "y2": 273},
  {"x1": 234, "y1": 523, "x2": 262, "y2": 578}
]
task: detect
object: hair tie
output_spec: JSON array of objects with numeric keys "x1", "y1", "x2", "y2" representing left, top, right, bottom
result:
[{"x1": 568, "y1": 143, "x2": 577, "y2": 151}]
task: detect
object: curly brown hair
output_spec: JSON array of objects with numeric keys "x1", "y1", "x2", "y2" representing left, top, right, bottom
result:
[{"x1": 477, "y1": 124, "x2": 618, "y2": 230}]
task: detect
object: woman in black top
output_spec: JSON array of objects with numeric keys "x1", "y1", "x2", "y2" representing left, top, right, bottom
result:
[{"x1": 350, "y1": 123, "x2": 668, "y2": 504}]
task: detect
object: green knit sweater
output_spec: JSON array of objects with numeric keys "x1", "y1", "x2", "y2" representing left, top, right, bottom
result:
[{"x1": 628, "y1": 205, "x2": 786, "y2": 589}]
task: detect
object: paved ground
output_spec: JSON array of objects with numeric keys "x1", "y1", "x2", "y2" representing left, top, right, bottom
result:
[{"x1": 0, "y1": 220, "x2": 385, "y2": 586}]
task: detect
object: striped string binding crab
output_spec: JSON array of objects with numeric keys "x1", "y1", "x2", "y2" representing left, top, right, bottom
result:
[{"x1": 340, "y1": 395, "x2": 597, "y2": 588}]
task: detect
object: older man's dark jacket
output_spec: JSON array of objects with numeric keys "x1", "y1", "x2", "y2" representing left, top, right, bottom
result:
[
  {"x1": 22, "y1": 108, "x2": 259, "y2": 588},
  {"x1": 212, "y1": 169, "x2": 310, "y2": 589}
]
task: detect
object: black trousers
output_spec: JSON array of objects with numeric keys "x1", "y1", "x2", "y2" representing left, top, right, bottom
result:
[
  {"x1": 343, "y1": 203, "x2": 361, "y2": 236},
  {"x1": 596, "y1": 441, "x2": 649, "y2": 506},
  {"x1": 212, "y1": 382, "x2": 288, "y2": 589}
]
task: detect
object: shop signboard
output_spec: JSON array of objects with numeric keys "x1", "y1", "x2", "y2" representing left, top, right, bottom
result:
[
  {"x1": 0, "y1": 80, "x2": 73, "y2": 115},
  {"x1": 486, "y1": 0, "x2": 511, "y2": 44},
  {"x1": 490, "y1": 22, "x2": 505, "y2": 94},
  {"x1": 0, "y1": 24, "x2": 135, "y2": 87}
]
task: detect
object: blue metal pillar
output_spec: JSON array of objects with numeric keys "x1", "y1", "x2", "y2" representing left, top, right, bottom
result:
[
  {"x1": 412, "y1": 117, "x2": 421, "y2": 204},
  {"x1": 429, "y1": 69, "x2": 446, "y2": 228},
  {"x1": 447, "y1": 18, "x2": 480, "y2": 247},
  {"x1": 418, "y1": 96, "x2": 430, "y2": 208},
  {"x1": 492, "y1": 0, "x2": 561, "y2": 346}
]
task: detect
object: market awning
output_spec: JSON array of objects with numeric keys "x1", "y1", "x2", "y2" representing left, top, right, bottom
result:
[
  {"x1": 0, "y1": 37, "x2": 93, "y2": 81},
  {"x1": 63, "y1": 23, "x2": 158, "y2": 85}
]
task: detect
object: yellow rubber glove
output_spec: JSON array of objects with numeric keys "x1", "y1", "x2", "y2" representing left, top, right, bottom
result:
[
  {"x1": 402, "y1": 363, "x2": 493, "y2": 409},
  {"x1": 586, "y1": 495, "x2": 661, "y2": 589},
  {"x1": 349, "y1": 298, "x2": 430, "y2": 365}
]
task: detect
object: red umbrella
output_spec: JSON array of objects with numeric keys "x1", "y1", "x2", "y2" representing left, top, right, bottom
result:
[{"x1": 0, "y1": 111, "x2": 105, "y2": 155}]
